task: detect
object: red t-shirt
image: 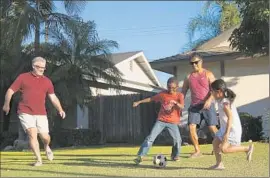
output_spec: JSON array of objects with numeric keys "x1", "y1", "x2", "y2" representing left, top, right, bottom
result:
[
  {"x1": 9, "y1": 72, "x2": 55, "y2": 115},
  {"x1": 151, "y1": 91, "x2": 184, "y2": 124}
]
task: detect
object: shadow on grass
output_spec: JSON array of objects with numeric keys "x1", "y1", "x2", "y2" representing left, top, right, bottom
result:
[
  {"x1": 2, "y1": 157, "x2": 214, "y2": 171},
  {"x1": 60, "y1": 158, "x2": 212, "y2": 171},
  {"x1": 1, "y1": 167, "x2": 129, "y2": 177}
]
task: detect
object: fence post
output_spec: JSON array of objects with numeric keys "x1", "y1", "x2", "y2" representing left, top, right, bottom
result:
[{"x1": 98, "y1": 96, "x2": 105, "y2": 144}]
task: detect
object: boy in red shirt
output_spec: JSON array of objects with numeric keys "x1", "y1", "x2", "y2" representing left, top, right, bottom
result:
[{"x1": 133, "y1": 77, "x2": 184, "y2": 164}]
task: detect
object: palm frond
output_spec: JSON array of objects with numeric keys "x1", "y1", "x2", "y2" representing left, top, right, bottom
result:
[{"x1": 62, "y1": 0, "x2": 87, "y2": 15}]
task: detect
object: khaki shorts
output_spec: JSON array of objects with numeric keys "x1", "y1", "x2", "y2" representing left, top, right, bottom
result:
[{"x1": 18, "y1": 113, "x2": 49, "y2": 133}]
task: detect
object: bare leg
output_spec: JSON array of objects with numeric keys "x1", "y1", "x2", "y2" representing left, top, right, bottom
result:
[
  {"x1": 208, "y1": 125, "x2": 218, "y2": 135},
  {"x1": 26, "y1": 128, "x2": 42, "y2": 165},
  {"x1": 221, "y1": 140, "x2": 254, "y2": 162},
  {"x1": 210, "y1": 137, "x2": 224, "y2": 169},
  {"x1": 39, "y1": 132, "x2": 51, "y2": 150},
  {"x1": 208, "y1": 125, "x2": 218, "y2": 155},
  {"x1": 39, "y1": 133, "x2": 54, "y2": 161},
  {"x1": 221, "y1": 141, "x2": 254, "y2": 162},
  {"x1": 189, "y1": 124, "x2": 201, "y2": 157}
]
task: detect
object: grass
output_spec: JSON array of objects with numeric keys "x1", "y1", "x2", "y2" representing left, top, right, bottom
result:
[{"x1": 1, "y1": 142, "x2": 269, "y2": 177}]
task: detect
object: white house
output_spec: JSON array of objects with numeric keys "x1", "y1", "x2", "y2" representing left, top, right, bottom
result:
[
  {"x1": 150, "y1": 26, "x2": 269, "y2": 130},
  {"x1": 73, "y1": 51, "x2": 165, "y2": 129},
  {"x1": 88, "y1": 51, "x2": 163, "y2": 96}
]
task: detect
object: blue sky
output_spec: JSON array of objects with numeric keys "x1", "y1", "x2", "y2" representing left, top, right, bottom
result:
[{"x1": 54, "y1": 1, "x2": 205, "y2": 86}]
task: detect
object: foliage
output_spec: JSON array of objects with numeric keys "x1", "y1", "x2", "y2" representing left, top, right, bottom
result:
[
  {"x1": 50, "y1": 129, "x2": 102, "y2": 148},
  {"x1": 0, "y1": 1, "x2": 123, "y2": 135},
  {"x1": 229, "y1": 0, "x2": 269, "y2": 56},
  {"x1": 239, "y1": 112, "x2": 263, "y2": 142},
  {"x1": 183, "y1": 1, "x2": 240, "y2": 52}
]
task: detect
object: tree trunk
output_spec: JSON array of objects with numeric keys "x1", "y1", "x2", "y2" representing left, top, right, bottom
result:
[
  {"x1": 34, "y1": 0, "x2": 40, "y2": 56},
  {"x1": 45, "y1": 15, "x2": 49, "y2": 43}
]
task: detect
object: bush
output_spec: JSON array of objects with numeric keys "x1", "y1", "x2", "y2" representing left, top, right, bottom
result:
[
  {"x1": 239, "y1": 112, "x2": 263, "y2": 142},
  {"x1": 0, "y1": 132, "x2": 18, "y2": 150},
  {"x1": 50, "y1": 129, "x2": 102, "y2": 148}
]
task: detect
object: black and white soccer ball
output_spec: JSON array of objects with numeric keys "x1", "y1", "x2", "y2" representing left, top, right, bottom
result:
[{"x1": 153, "y1": 154, "x2": 167, "y2": 168}]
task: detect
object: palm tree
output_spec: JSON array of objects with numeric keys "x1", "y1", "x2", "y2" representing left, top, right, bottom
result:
[
  {"x1": 33, "y1": 17, "x2": 123, "y2": 130},
  {"x1": 2, "y1": 0, "x2": 86, "y2": 56},
  {"x1": 183, "y1": 1, "x2": 240, "y2": 52}
]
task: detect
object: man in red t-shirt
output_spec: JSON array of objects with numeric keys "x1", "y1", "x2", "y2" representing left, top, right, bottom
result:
[
  {"x1": 2, "y1": 57, "x2": 66, "y2": 166},
  {"x1": 133, "y1": 77, "x2": 184, "y2": 165}
]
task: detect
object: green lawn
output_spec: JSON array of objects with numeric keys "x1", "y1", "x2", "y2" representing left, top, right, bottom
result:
[{"x1": 1, "y1": 142, "x2": 269, "y2": 177}]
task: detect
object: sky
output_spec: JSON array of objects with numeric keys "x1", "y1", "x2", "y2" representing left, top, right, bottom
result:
[{"x1": 54, "y1": 1, "x2": 205, "y2": 86}]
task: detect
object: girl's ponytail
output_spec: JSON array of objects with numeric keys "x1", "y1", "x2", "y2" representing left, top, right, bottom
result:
[{"x1": 224, "y1": 88, "x2": 236, "y2": 103}]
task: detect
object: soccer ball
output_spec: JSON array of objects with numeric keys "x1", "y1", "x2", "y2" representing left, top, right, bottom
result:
[{"x1": 153, "y1": 154, "x2": 167, "y2": 168}]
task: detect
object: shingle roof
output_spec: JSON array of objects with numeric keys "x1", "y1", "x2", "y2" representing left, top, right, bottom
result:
[
  {"x1": 150, "y1": 25, "x2": 241, "y2": 64},
  {"x1": 108, "y1": 51, "x2": 142, "y2": 65},
  {"x1": 150, "y1": 49, "x2": 240, "y2": 64}
]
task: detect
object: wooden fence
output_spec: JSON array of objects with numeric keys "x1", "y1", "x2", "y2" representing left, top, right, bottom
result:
[{"x1": 87, "y1": 92, "x2": 162, "y2": 144}]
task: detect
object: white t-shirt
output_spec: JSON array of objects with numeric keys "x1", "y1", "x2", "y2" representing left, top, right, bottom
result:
[{"x1": 217, "y1": 98, "x2": 242, "y2": 142}]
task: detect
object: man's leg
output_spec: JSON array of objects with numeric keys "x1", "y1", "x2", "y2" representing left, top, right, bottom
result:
[
  {"x1": 166, "y1": 123, "x2": 181, "y2": 161},
  {"x1": 203, "y1": 103, "x2": 219, "y2": 155},
  {"x1": 203, "y1": 103, "x2": 219, "y2": 135},
  {"x1": 26, "y1": 128, "x2": 42, "y2": 166},
  {"x1": 134, "y1": 121, "x2": 165, "y2": 164},
  {"x1": 19, "y1": 114, "x2": 42, "y2": 166},
  {"x1": 188, "y1": 110, "x2": 201, "y2": 157},
  {"x1": 189, "y1": 124, "x2": 201, "y2": 157},
  {"x1": 36, "y1": 115, "x2": 53, "y2": 161}
]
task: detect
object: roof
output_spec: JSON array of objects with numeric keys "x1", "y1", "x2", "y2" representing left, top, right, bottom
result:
[
  {"x1": 108, "y1": 51, "x2": 142, "y2": 65},
  {"x1": 107, "y1": 51, "x2": 161, "y2": 87},
  {"x1": 150, "y1": 25, "x2": 242, "y2": 65},
  {"x1": 196, "y1": 25, "x2": 240, "y2": 50}
]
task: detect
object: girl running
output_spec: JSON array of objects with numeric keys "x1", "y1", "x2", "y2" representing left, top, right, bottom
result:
[{"x1": 210, "y1": 79, "x2": 254, "y2": 170}]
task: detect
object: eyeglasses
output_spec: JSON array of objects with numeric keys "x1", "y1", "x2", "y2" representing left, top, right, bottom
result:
[
  {"x1": 33, "y1": 65, "x2": 46, "y2": 70},
  {"x1": 190, "y1": 60, "x2": 201, "y2": 65}
]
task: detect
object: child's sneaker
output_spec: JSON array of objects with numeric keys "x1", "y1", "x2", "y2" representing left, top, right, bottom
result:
[
  {"x1": 171, "y1": 156, "x2": 180, "y2": 161},
  {"x1": 133, "y1": 156, "x2": 143, "y2": 165}
]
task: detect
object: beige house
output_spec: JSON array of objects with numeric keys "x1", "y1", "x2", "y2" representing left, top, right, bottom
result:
[
  {"x1": 88, "y1": 51, "x2": 163, "y2": 96},
  {"x1": 150, "y1": 26, "x2": 269, "y2": 131}
]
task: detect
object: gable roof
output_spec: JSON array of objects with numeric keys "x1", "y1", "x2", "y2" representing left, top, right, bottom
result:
[
  {"x1": 108, "y1": 51, "x2": 142, "y2": 65},
  {"x1": 150, "y1": 25, "x2": 242, "y2": 65},
  {"x1": 196, "y1": 25, "x2": 240, "y2": 51},
  {"x1": 108, "y1": 51, "x2": 161, "y2": 87}
]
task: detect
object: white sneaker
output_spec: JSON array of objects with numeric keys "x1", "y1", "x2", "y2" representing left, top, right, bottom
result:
[
  {"x1": 46, "y1": 150, "x2": 54, "y2": 161},
  {"x1": 33, "y1": 160, "x2": 42, "y2": 166}
]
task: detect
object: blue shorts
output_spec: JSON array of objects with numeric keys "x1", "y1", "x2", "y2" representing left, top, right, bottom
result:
[{"x1": 188, "y1": 103, "x2": 218, "y2": 126}]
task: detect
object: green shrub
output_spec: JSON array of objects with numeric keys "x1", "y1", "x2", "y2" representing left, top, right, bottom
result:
[
  {"x1": 0, "y1": 132, "x2": 18, "y2": 150},
  {"x1": 50, "y1": 129, "x2": 102, "y2": 148},
  {"x1": 239, "y1": 112, "x2": 263, "y2": 142}
]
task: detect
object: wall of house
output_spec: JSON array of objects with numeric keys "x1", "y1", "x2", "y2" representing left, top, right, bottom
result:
[
  {"x1": 115, "y1": 57, "x2": 156, "y2": 86},
  {"x1": 175, "y1": 57, "x2": 269, "y2": 125}
]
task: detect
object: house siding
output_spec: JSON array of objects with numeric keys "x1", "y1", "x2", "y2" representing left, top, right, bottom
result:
[{"x1": 176, "y1": 57, "x2": 269, "y2": 125}]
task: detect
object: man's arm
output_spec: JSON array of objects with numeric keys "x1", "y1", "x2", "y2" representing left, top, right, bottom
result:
[
  {"x1": 48, "y1": 94, "x2": 66, "y2": 118},
  {"x1": 203, "y1": 71, "x2": 216, "y2": 109},
  {"x1": 206, "y1": 71, "x2": 216, "y2": 101},
  {"x1": 3, "y1": 75, "x2": 23, "y2": 115},
  {"x1": 2, "y1": 89, "x2": 15, "y2": 115},
  {"x1": 181, "y1": 76, "x2": 189, "y2": 98}
]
